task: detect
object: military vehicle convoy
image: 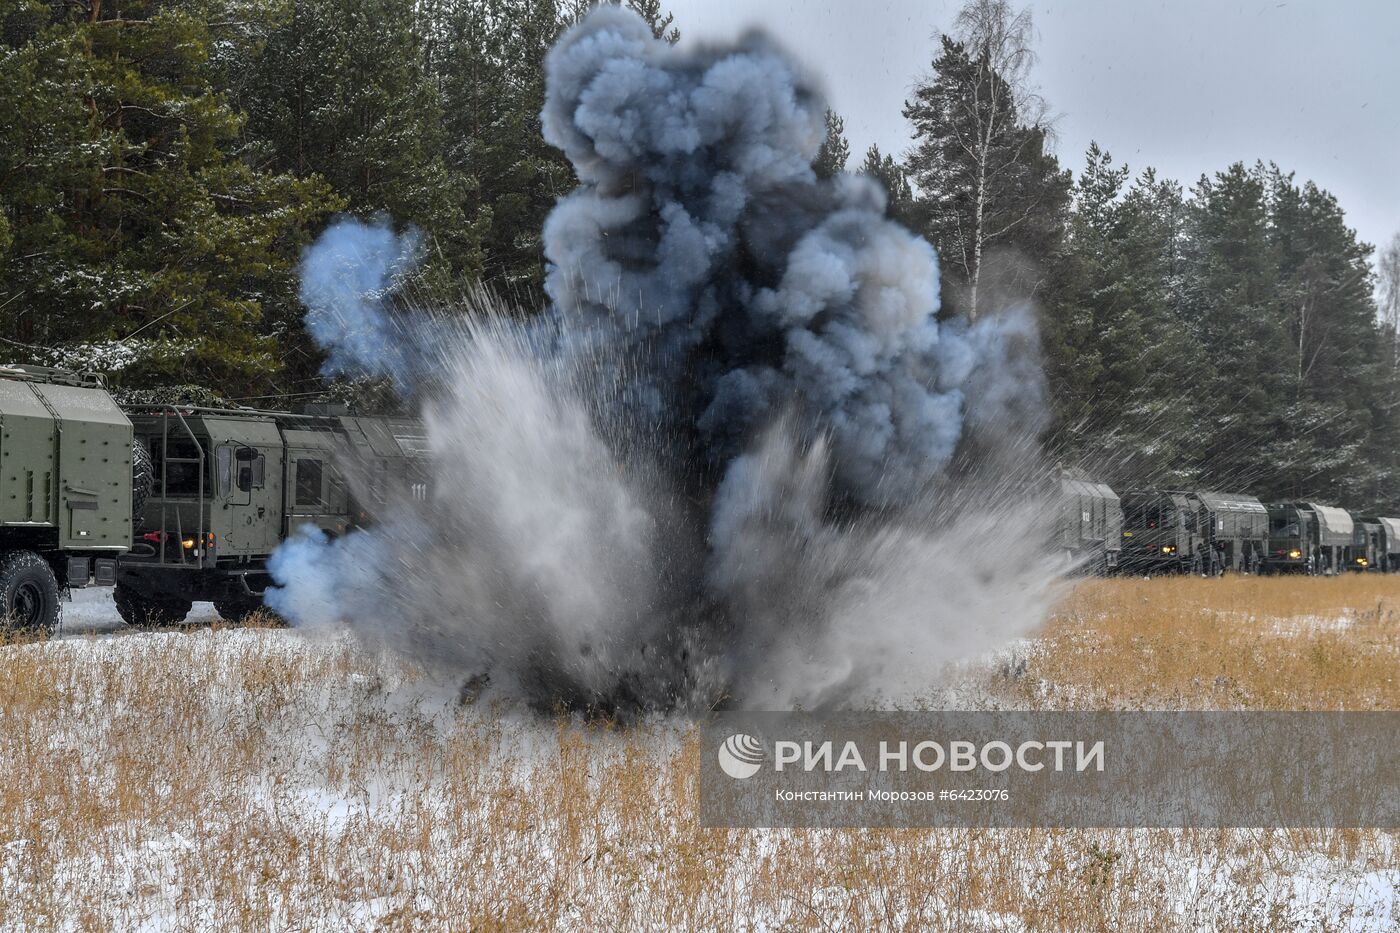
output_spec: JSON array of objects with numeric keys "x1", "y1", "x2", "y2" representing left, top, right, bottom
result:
[
  {"x1": 1042, "y1": 477, "x2": 1376, "y2": 577},
  {"x1": 0, "y1": 365, "x2": 427, "y2": 631},
  {"x1": 4, "y1": 361, "x2": 1400, "y2": 630},
  {"x1": 1058, "y1": 480, "x2": 1400, "y2": 577}
]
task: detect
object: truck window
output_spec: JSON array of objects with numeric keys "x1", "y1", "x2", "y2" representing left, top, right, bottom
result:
[
  {"x1": 295, "y1": 459, "x2": 323, "y2": 507},
  {"x1": 238, "y1": 453, "x2": 266, "y2": 492},
  {"x1": 217, "y1": 447, "x2": 232, "y2": 497},
  {"x1": 148, "y1": 438, "x2": 205, "y2": 497}
]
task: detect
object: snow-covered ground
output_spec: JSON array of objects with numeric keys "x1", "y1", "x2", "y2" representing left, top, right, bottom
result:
[
  {"x1": 2, "y1": 592, "x2": 1396, "y2": 930},
  {"x1": 58, "y1": 586, "x2": 222, "y2": 635}
]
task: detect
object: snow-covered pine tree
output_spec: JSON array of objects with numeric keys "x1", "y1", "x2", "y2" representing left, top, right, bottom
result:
[
  {"x1": 1042, "y1": 144, "x2": 1205, "y2": 486},
  {"x1": 860, "y1": 144, "x2": 917, "y2": 229},
  {"x1": 813, "y1": 109, "x2": 851, "y2": 180},
  {"x1": 0, "y1": 0, "x2": 339, "y2": 396}
]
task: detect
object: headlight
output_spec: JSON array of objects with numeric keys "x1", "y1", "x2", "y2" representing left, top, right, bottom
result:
[
  {"x1": 1161, "y1": 545, "x2": 1176, "y2": 555},
  {"x1": 1288, "y1": 549, "x2": 1302, "y2": 559}
]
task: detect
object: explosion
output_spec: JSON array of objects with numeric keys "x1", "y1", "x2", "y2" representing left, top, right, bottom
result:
[{"x1": 270, "y1": 7, "x2": 1057, "y2": 714}]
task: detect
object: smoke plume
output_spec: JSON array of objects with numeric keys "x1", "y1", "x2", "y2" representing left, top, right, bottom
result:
[
  {"x1": 270, "y1": 7, "x2": 1058, "y2": 713},
  {"x1": 297, "y1": 217, "x2": 421, "y2": 387}
]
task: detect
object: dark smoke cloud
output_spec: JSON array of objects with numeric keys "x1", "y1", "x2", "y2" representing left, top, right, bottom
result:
[
  {"x1": 540, "y1": 6, "x2": 1043, "y2": 505},
  {"x1": 269, "y1": 8, "x2": 1057, "y2": 714}
]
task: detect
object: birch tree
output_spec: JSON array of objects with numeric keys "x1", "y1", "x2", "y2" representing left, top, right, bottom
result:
[
  {"x1": 902, "y1": 0, "x2": 1067, "y2": 320},
  {"x1": 1379, "y1": 232, "x2": 1400, "y2": 364}
]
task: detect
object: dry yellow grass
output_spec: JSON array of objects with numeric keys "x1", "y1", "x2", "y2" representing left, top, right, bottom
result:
[
  {"x1": 1020, "y1": 575, "x2": 1400, "y2": 711},
  {"x1": 0, "y1": 577, "x2": 1395, "y2": 930}
]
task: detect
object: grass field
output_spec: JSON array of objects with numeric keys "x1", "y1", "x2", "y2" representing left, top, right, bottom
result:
[{"x1": 0, "y1": 577, "x2": 1397, "y2": 930}]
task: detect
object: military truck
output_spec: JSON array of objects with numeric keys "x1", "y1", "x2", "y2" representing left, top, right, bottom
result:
[
  {"x1": 114, "y1": 405, "x2": 428, "y2": 625},
  {"x1": 1055, "y1": 477, "x2": 1122, "y2": 573},
  {"x1": 1194, "y1": 492, "x2": 1269, "y2": 573},
  {"x1": 1262, "y1": 502, "x2": 1353, "y2": 574},
  {"x1": 1119, "y1": 489, "x2": 1268, "y2": 575},
  {"x1": 0, "y1": 365, "x2": 134, "y2": 631},
  {"x1": 1346, "y1": 520, "x2": 1384, "y2": 572},
  {"x1": 1356, "y1": 516, "x2": 1400, "y2": 572}
]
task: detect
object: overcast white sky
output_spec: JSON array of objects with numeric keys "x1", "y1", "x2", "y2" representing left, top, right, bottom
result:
[{"x1": 665, "y1": 0, "x2": 1399, "y2": 260}]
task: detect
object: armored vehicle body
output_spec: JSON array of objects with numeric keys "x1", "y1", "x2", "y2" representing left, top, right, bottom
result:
[
  {"x1": 115, "y1": 406, "x2": 427, "y2": 624},
  {"x1": 0, "y1": 365, "x2": 133, "y2": 630},
  {"x1": 1194, "y1": 491, "x2": 1269, "y2": 572}
]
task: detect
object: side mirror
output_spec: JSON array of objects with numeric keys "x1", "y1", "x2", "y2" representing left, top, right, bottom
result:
[{"x1": 235, "y1": 446, "x2": 259, "y2": 463}]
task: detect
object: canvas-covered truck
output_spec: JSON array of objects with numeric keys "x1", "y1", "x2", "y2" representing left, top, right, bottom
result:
[
  {"x1": 114, "y1": 405, "x2": 427, "y2": 625},
  {"x1": 1356, "y1": 516, "x2": 1400, "y2": 572},
  {"x1": 1262, "y1": 502, "x2": 1354, "y2": 574},
  {"x1": 0, "y1": 365, "x2": 134, "y2": 631},
  {"x1": 1055, "y1": 477, "x2": 1122, "y2": 573},
  {"x1": 1119, "y1": 489, "x2": 1268, "y2": 575}
]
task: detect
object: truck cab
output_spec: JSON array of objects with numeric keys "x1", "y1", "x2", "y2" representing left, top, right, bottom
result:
[{"x1": 1263, "y1": 502, "x2": 1353, "y2": 574}]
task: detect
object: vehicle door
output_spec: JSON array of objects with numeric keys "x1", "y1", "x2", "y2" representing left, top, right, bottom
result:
[
  {"x1": 209, "y1": 423, "x2": 284, "y2": 557},
  {"x1": 285, "y1": 445, "x2": 351, "y2": 537}
]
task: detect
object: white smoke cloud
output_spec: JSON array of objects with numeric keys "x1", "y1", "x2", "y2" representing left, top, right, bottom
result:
[{"x1": 298, "y1": 217, "x2": 421, "y2": 386}]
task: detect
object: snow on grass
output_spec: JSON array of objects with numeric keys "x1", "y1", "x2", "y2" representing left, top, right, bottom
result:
[{"x1": 0, "y1": 578, "x2": 1397, "y2": 929}]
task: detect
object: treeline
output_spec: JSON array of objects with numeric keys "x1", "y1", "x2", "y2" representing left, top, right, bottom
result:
[
  {"x1": 0, "y1": 0, "x2": 673, "y2": 398},
  {"x1": 2, "y1": 0, "x2": 1397, "y2": 508}
]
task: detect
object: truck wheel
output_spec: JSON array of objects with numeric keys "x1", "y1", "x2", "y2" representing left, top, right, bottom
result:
[
  {"x1": 131, "y1": 438, "x2": 155, "y2": 531},
  {"x1": 114, "y1": 582, "x2": 191, "y2": 627},
  {"x1": 0, "y1": 551, "x2": 60, "y2": 634},
  {"x1": 214, "y1": 596, "x2": 265, "y2": 625}
]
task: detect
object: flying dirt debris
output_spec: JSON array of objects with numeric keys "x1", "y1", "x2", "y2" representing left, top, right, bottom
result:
[{"x1": 268, "y1": 6, "x2": 1060, "y2": 716}]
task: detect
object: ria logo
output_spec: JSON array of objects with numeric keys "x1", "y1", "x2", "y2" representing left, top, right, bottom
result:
[{"x1": 718, "y1": 733, "x2": 766, "y2": 779}]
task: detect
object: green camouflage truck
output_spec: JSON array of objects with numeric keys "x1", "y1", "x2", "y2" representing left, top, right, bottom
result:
[
  {"x1": 1055, "y1": 477, "x2": 1122, "y2": 573},
  {"x1": 115, "y1": 405, "x2": 428, "y2": 625},
  {"x1": 0, "y1": 365, "x2": 134, "y2": 631},
  {"x1": 1119, "y1": 489, "x2": 1268, "y2": 575},
  {"x1": 1263, "y1": 502, "x2": 1354, "y2": 575},
  {"x1": 1356, "y1": 516, "x2": 1400, "y2": 572}
]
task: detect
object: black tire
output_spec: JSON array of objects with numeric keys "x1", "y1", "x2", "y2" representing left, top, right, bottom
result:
[
  {"x1": 114, "y1": 581, "x2": 191, "y2": 627},
  {"x1": 0, "y1": 550, "x2": 61, "y2": 634},
  {"x1": 214, "y1": 596, "x2": 265, "y2": 625},
  {"x1": 131, "y1": 438, "x2": 155, "y2": 532}
]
